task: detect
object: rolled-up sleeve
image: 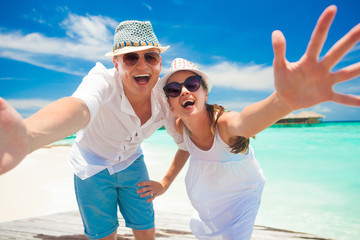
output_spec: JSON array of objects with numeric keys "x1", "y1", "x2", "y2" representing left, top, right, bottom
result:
[{"x1": 72, "y1": 62, "x2": 115, "y2": 126}]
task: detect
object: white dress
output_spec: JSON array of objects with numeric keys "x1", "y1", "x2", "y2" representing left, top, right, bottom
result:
[{"x1": 184, "y1": 127, "x2": 266, "y2": 240}]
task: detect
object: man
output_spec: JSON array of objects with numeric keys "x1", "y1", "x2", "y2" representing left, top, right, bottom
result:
[{"x1": 0, "y1": 21, "x2": 189, "y2": 240}]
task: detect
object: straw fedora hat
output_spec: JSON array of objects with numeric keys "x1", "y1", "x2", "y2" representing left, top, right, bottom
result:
[
  {"x1": 105, "y1": 20, "x2": 169, "y2": 57},
  {"x1": 157, "y1": 58, "x2": 212, "y2": 96}
]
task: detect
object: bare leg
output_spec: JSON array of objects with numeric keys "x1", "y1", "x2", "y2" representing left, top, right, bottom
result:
[{"x1": 132, "y1": 228, "x2": 155, "y2": 240}]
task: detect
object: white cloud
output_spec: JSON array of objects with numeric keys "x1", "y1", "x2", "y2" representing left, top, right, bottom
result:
[
  {"x1": 0, "y1": 13, "x2": 117, "y2": 74},
  {"x1": 22, "y1": 8, "x2": 51, "y2": 27},
  {"x1": 352, "y1": 43, "x2": 360, "y2": 52},
  {"x1": 344, "y1": 85, "x2": 360, "y2": 92},
  {"x1": 61, "y1": 13, "x2": 117, "y2": 47},
  {"x1": 161, "y1": 55, "x2": 275, "y2": 92},
  {"x1": 7, "y1": 99, "x2": 53, "y2": 110},
  {"x1": 142, "y1": 2, "x2": 152, "y2": 10},
  {"x1": 0, "y1": 77, "x2": 26, "y2": 80},
  {"x1": 0, "y1": 50, "x2": 86, "y2": 76},
  {"x1": 200, "y1": 61, "x2": 274, "y2": 91},
  {"x1": 309, "y1": 105, "x2": 332, "y2": 113}
]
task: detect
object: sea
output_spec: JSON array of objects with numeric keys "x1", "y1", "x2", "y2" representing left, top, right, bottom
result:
[{"x1": 56, "y1": 121, "x2": 360, "y2": 240}]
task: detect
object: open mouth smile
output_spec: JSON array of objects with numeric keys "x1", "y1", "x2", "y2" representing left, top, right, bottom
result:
[
  {"x1": 181, "y1": 99, "x2": 195, "y2": 108},
  {"x1": 134, "y1": 74, "x2": 150, "y2": 85}
]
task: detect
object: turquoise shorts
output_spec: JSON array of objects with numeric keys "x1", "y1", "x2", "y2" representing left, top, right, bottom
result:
[{"x1": 74, "y1": 155, "x2": 154, "y2": 239}]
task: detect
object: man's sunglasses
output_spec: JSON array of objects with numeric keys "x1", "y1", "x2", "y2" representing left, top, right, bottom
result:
[
  {"x1": 163, "y1": 75, "x2": 202, "y2": 98},
  {"x1": 122, "y1": 52, "x2": 160, "y2": 67}
]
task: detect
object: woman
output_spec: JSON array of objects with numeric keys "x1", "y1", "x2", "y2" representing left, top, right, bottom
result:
[{"x1": 154, "y1": 58, "x2": 265, "y2": 239}]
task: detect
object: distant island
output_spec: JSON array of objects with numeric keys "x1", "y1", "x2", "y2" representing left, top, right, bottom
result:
[{"x1": 276, "y1": 111, "x2": 325, "y2": 124}]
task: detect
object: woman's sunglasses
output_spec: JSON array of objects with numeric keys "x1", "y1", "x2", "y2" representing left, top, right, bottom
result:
[
  {"x1": 122, "y1": 52, "x2": 160, "y2": 67},
  {"x1": 163, "y1": 75, "x2": 202, "y2": 98}
]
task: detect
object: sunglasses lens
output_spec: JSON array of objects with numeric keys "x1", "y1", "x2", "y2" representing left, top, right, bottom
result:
[
  {"x1": 123, "y1": 53, "x2": 139, "y2": 67},
  {"x1": 184, "y1": 76, "x2": 201, "y2": 92},
  {"x1": 164, "y1": 83, "x2": 181, "y2": 97},
  {"x1": 144, "y1": 52, "x2": 160, "y2": 65},
  {"x1": 163, "y1": 76, "x2": 202, "y2": 98},
  {"x1": 123, "y1": 52, "x2": 160, "y2": 67}
]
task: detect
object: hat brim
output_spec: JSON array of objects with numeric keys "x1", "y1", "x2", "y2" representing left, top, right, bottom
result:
[
  {"x1": 105, "y1": 45, "x2": 170, "y2": 57},
  {"x1": 157, "y1": 68, "x2": 212, "y2": 98}
]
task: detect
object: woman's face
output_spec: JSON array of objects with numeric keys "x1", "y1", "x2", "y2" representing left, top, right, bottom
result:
[{"x1": 166, "y1": 70, "x2": 208, "y2": 117}]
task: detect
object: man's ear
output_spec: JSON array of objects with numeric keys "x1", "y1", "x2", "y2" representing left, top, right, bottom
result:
[
  {"x1": 113, "y1": 57, "x2": 119, "y2": 70},
  {"x1": 205, "y1": 92, "x2": 208, "y2": 102}
]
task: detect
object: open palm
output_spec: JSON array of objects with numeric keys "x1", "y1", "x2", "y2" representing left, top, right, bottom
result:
[{"x1": 272, "y1": 5, "x2": 360, "y2": 110}]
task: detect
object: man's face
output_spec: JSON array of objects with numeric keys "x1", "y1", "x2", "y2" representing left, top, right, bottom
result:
[{"x1": 113, "y1": 48, "x2": 162, "y2": 99}]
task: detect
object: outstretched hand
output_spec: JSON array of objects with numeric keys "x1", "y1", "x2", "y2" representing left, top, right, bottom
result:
[
  {"x1": 0, "y1": 98, "x2": 30, "y2": 175},
  {"x1": 272, "y1": 5, "x2": 360, "y2": 110}
]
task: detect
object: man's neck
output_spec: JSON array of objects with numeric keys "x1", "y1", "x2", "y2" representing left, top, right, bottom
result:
[{"x1": 126, "y1": 91, "x2": 152, "y2": 125}]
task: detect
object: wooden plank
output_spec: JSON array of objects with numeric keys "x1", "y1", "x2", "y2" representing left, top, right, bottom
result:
[
  {"x1": 251, "y1": 225, "x2": 333, "y2": 240},
  {"x1": 0, "y1": 211, "x2": 332, "y2": 240}
]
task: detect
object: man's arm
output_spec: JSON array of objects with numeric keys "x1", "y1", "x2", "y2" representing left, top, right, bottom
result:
[
  {"x1": 0, "y1": 97, "x2": 90, "y2": 174},
  {"x1": 25, "y1": 97, "x2": 90, "y2": 152}
]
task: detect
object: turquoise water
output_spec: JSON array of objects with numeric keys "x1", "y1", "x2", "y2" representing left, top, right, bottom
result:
[
  {"x1": 54, "y1": 122, "x2": 360, "y2": 240},
  {"x1": 251, "y1": 122, "x2": 360, "y2": 240}
]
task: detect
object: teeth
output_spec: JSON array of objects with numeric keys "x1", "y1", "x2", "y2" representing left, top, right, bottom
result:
[
  {"x1": 182, "y1": 100, "x2": 195, "y2": 107},
  {"x1": 135, "y1": 74, "x2": 150, "y2": 77}
]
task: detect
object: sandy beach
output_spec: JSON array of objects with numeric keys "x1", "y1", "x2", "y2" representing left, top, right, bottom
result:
[
  {"x1": 0, "y1": 146, "x2": 76, "y2": 223},
  {"x1": 0, "y1": 145, "x2": 333, "y2": 240},
  {"x1": 0, "y1": 145, "x2": 193, "y2": 223}
]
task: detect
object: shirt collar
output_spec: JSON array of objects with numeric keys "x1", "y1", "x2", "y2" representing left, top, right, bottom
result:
[{"x1": 116, "y1": 71, "x2": 161, "y2": 121}]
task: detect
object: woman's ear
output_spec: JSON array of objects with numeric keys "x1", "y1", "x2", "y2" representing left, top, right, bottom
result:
[
  {"x1": 167, "y1": 98, "x2": 175, "y2": 112},
  {"x1": 205, "y1": 92, "x2": 208, "y2": 102}
]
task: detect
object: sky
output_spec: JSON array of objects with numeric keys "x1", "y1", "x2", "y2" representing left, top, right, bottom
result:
[{"x1": 0, "y1": 0, "x2": 359, "y2": 121}]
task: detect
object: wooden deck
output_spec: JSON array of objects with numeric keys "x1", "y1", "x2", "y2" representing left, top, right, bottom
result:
[{"x1": 0, "y1": 211, "x2": 333, "y2": 240}]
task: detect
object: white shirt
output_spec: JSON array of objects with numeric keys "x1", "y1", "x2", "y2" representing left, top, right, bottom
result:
[{"x1": 70, "y1": 62, "x2": 185, "y2": 180}]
